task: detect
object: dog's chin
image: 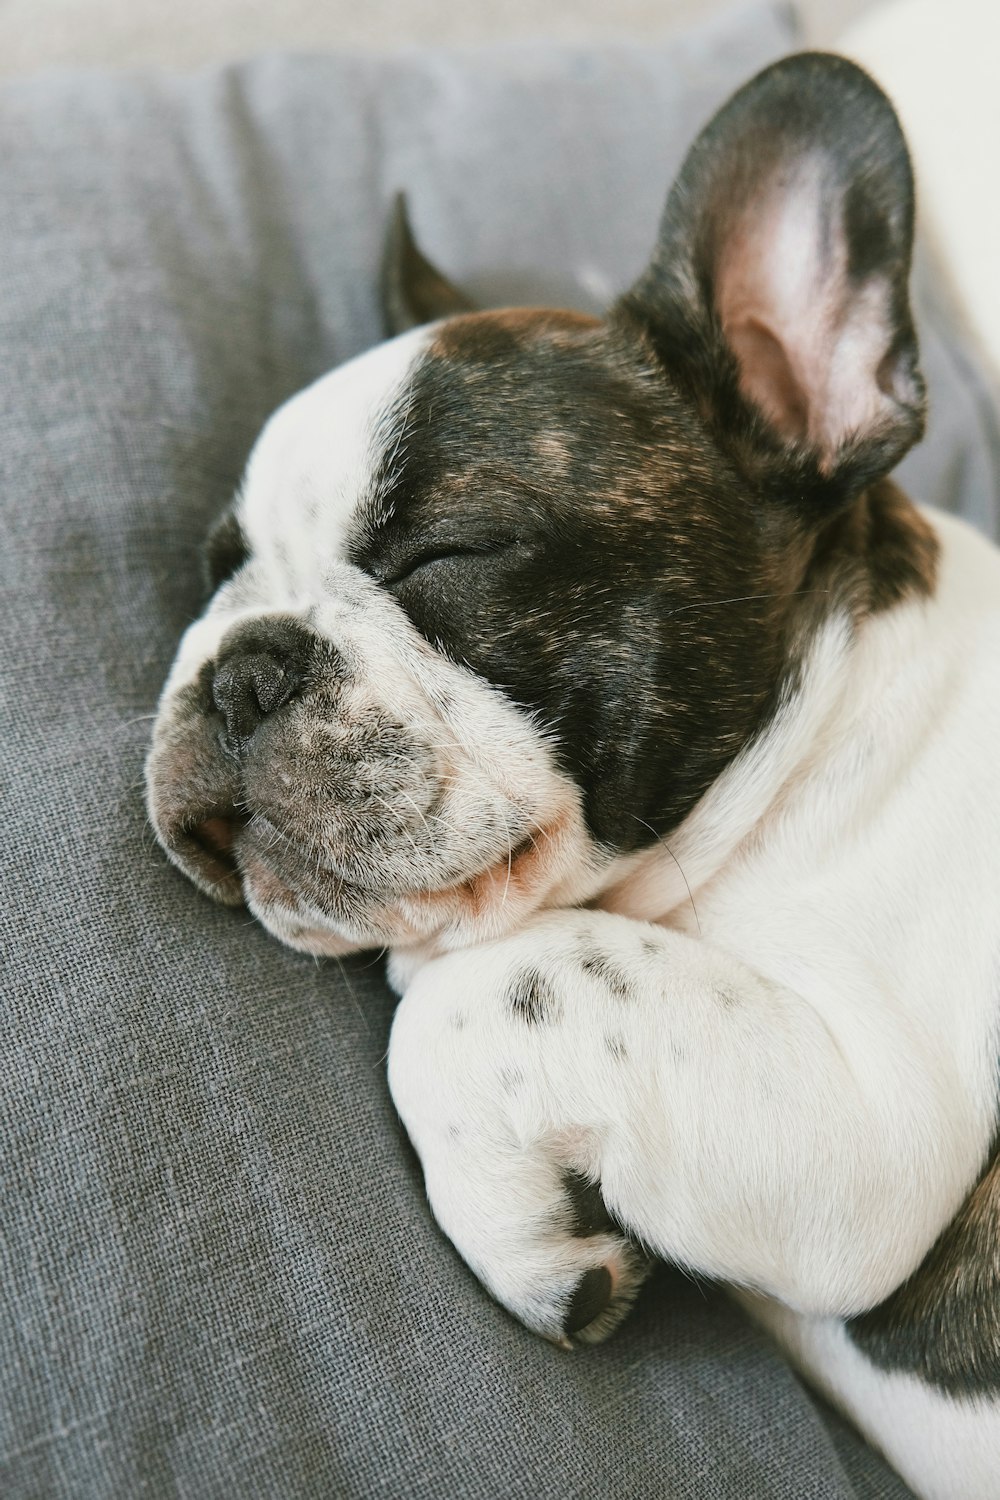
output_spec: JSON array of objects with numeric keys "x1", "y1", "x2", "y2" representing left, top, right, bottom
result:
[
  {"x1": 233, "y1": 820, "x2": 571, "y2": 960},
  {"x1": 237, "y1": 842, "x2": 399, "y2": 956}
]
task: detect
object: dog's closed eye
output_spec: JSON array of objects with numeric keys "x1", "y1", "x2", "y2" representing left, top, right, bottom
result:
[{"x1": 382, "y1": 537, "x2": 519, "y2": 587}]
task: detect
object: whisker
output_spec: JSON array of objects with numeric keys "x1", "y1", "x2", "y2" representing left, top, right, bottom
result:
[
  {"x1": 499, "y1": 808, "x2": 514, "y2": 910},
  {"x1": 665, "y1": 587, "x2": 829, "y2": 619},
  {"x1": 334, "y1": 954, "x2": 372, "y2": 1037},
  {"x1": 394, "y1": 787, "x2": 440, "y2": 857},
  {"x1": 371, "y1": 792, "x2": 426, "y2": 873},
  {"x1": 630, "y1": 814, "x2": 702, "y2": 937}
]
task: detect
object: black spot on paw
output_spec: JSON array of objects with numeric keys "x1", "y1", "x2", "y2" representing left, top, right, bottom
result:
[
  {"x1": 563, "y1": 1266, "x2": 612, "y2": 1335},
  {"x1": 562, "y1": 1169, "x2": 616, "y2": 1237},
  {"x1": 641, "y1": 937, "x2": 662, "y2": 959},
  {"x1": 716, "y1": 985, "x2": 739, "y2": 1008},
  {"x1": 605, "y1": 1033, "x2": 628, "y2": 1061},
  {"x1": 508, "y1": 970, "x2": 559, "y2": 1025},
  {"x1": 499, "y1": 1065, "x2": 524, "y2": 1093},
  {"x1": 579, "y1": 949, "x2": 632, "y2": 1000}
]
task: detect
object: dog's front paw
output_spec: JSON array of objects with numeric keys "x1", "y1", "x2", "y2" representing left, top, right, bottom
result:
[
  {"x1": 388, "y1": 928, "x2": 653, "y2": 1345},
  {"x1": 385, "y1": 941, "x2": 440, "y2": 996}
]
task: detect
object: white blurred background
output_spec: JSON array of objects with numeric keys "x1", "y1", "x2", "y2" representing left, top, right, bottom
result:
[{"x1": 0, "y1": 0, "x2": 872, "y2": 75}]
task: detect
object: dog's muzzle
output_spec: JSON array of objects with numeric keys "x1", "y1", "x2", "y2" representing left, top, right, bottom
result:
[{"x1": 146, "y1": 614, "x2": 443, "y2": 923}]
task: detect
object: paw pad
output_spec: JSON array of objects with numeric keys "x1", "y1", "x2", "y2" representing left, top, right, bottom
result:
[{"x1": 562, "y1": 1265, "x2": 613, "y2": 1335}]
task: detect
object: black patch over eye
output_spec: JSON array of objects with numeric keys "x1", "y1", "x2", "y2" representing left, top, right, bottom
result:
[{"x1": 203, "y1": 509, "x2": 250, "y2": 594}]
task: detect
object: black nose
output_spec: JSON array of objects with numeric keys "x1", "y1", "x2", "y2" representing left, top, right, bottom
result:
[{"x1": 212, "y1": 649, "x2": 301, "y2": 753}]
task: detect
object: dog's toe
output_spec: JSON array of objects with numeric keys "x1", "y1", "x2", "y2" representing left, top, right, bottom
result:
[{"x1": 565, "y1": 1266, "x2": 613, "y2": 1334}]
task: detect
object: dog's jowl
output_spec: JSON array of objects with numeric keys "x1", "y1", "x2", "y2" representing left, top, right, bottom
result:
[{"x1": 146, "y1": 53, "x2": 1000, "y2": 1500}]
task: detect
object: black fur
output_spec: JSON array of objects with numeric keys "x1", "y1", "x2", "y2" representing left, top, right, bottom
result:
[
  {"x1": 562, "y1": 1266, "x2": 612, "y2": 1336},
  {"x1": 348, "y1": 310, "x2": 795, "y2": 850},
  {"x1": 562, "y1": 1169, "x2": 617, "y2": 1237},
  {"x1": 204, "y1": 507, "x2": 250, "y2": 594},
  {"x1": 381, "y1": 192, "x2": 477, "y2": 337},
  {"x1": 847, "y1": 1141, "x2": 1000, "y2": 1395},
  {"x1": 579, "y1": 950, "x2": 633, "y2": 1000},
  {"x1": 508, "y1": 970, "x2": 559, "y2": 1026},
  {"x1": 350, "y1": 57, "x2": 930, "y2": 852}
]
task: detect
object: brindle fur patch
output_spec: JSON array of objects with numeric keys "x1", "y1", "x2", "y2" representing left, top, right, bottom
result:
[
  {"x1": 847, "y1": 1139, "x2": 1000, "y2": 1394},
  {"x1": 348, "y1": 305, "x2": 938, "y2": 854},
  {"x1": 807, "y1": 478, "x2": 938, "y2": 616},
  {"x1": 349, "y1": 311, "x2": 799, "y2": 849}
]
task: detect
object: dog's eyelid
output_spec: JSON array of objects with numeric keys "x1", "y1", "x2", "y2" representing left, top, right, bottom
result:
[{"x1": 382, "y1": 535, "x2": 519, "y2": 587}]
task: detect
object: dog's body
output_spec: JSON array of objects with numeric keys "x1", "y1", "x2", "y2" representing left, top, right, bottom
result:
[
  {"x1": 147, "y1": 55, "x2": 1000, "y2": 1499},
  {"x1": 395, "y1": 497, "x2": 1000, "y2": 1499}
]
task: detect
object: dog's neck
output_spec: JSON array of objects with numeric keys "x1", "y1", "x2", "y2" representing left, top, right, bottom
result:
[{"x1": 594, "y1": 480, "x2": 939, "y2": 926}]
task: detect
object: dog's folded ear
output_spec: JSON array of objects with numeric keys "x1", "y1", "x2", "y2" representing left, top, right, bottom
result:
[
  {"x1": 381, "y1": 193, "x2": 478, "y2": 337},
  {"x1": 614, "y1": 53, "x2": 925, "y2": 508}
]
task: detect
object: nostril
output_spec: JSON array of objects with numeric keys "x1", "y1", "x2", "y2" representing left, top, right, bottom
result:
[
  {"x1": 183, "y1": 810, "x2": 250, "y2": 887},
  {"x1": 212, "y1": 650, "x2": 301, "y2": 751},
  {"x1": 196, "y1": 815, "x2": 239, "y2": 857}
]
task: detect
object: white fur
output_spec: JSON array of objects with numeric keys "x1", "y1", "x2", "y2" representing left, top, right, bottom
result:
[
  {"x1": 737, "y1": 1292, "x2": 1000, "y2": 1500},
  {"x1": 389, "y1": 509, "x2": 1000, "y2": 1498}
]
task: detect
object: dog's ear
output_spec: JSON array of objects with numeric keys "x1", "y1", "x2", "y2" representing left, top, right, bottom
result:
[
  {"x1": 380, "y1": 193, "x2": 478, "y2": 337},
  {"x1": 614, "y1": 53, "x2": 925, "y2": 508},
  {"x1": 203, "y1": 505, "x2": 249, "y2": 596}
]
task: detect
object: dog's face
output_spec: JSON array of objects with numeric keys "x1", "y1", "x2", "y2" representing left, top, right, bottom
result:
[{"x1": 146, "y1": 54, "x2": 927, "y2": 957}]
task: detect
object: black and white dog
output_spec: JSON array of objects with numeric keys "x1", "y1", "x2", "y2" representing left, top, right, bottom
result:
[{"x1": 146, "y1": 55, "x2": 1000, "y2": 1499}]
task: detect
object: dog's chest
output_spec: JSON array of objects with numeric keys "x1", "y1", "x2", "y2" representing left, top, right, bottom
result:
[{"x1": 606, "y1": 511, "x2": 1000, "y2": 1084}]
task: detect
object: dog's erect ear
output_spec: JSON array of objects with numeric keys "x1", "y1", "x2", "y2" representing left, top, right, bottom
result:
[
  {"x1": 615, "y1": 53, "x2": 925, "y2": 506},
  {"x1": 203, "y1": 505, "x2": 249, "y2": 596},
  {"x1": 380, "y1": 193, "x2": 478, "y2": 337}
]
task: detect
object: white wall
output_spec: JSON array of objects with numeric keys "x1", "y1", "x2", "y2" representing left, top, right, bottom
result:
[{"x1": 0, "y1": 0, "x2": 876, "y2": 76}]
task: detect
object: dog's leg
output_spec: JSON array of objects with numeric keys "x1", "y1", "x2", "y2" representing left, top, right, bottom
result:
[{"x1": 388, "y1": 908, "x2": 972, "y2": 1345}]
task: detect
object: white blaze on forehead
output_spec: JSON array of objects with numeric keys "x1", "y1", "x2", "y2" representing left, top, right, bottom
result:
[
  {"x1": 237, "y1": 323, "x2": 433, "y2": 593},
  {"x1": 161, "y1": 325, "x2": 432, "y2": 699}
]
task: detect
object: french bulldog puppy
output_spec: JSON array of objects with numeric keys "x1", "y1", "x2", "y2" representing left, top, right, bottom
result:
[{"x1": 146, "y1": 54, "x2": 1000, "y2": 1500}]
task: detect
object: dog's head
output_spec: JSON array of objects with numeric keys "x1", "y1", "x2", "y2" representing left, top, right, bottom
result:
[{"x1": 146, "y1": 53, "x2": 931, "y2": 957}]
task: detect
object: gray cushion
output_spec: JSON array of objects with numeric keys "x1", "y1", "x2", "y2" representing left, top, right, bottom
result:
[{"x1": 8, "y1": 5, "x2": 993, "y2": 1494}]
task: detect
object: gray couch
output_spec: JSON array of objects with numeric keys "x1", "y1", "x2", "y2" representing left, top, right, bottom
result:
[{"x1": 4, "y1": 4, "x2": 998, "y2": 1494}]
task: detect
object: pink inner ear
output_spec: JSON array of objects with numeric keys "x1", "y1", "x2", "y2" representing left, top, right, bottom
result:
[
  {"x1": 714, "y1": 168, "x2": 896, "y2": 461},
  {"x1": 725, "y1": 316, "x2": 808, "y2": 441}
]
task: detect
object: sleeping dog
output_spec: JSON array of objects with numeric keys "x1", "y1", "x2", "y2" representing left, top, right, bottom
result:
[{"x1": 146, "y1": 54, "x2": 1000, "y2": 1500}]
